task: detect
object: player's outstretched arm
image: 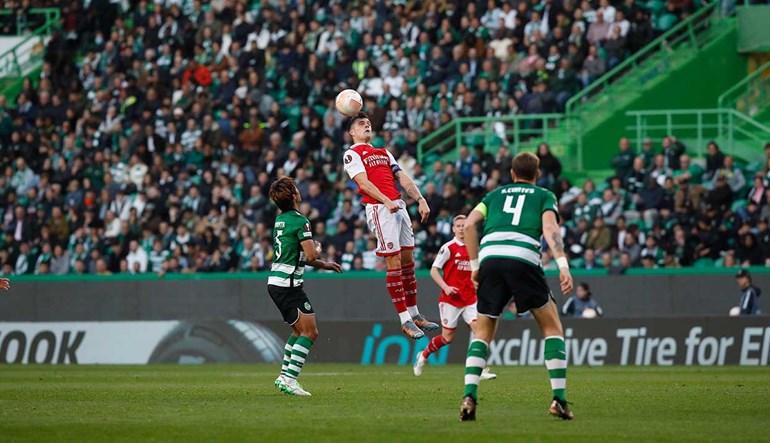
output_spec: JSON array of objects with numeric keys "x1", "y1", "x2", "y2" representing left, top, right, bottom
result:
[
  {"x1": 463, "y1": 209, "x2": 485, "y2": 289},
  {"x1": 0, "y1": 278, "x2": 9, "y2": 290},
  {"x1": 395, "y1": 171, "x2": 430, "y2": 222},
  {"x1": 307, "y1": 259, "x2": 343, "y2": 273},
  {"x1": 301, "y1": 240, "x2": 343, "y2": 273},
  {"x1": 542, "y1": 211, "x2": 573, "y2": 295},
  {"x1": 352, "y1": 173, "x2": 399, "y2": 213},
  {"x1": 430, "y1": 266, "x2": 458, "y2": 296}
]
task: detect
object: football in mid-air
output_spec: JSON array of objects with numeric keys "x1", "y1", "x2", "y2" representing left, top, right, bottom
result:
[
  {"x1": 335, "y1": 89, "x2": 363, "y2": 116},
  {"x1": 582, "y1": 308, "x2": 598, "y2": 319}
]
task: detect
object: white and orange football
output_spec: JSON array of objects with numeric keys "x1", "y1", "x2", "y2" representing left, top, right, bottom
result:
[{"x1": 335, "y1": 89, "x2": 363, "y2": 117}]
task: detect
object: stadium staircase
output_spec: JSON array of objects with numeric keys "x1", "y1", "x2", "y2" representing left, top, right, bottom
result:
[
  {"x1": 0, "y1": 8, "x2": 60, "y2": 101},
  {"x1": 418, "y1": 1, "x2": 751, "y2": 183}
]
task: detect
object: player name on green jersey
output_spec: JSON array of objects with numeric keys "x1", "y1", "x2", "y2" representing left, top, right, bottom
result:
[
  {"x1": 268, "y1": 210, "x2": 313, "y2": 287},
  {"x1": 473, "y1": 182, "x2": 559, "y2": 267}
]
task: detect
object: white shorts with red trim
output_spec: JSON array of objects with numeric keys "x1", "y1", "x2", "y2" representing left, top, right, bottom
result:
[
  {"x1": 439, "y1": 302, "x2": 478, "y2": 329},
  {"x1": 365, "y1": 199, "x2": 414, "y2": 257}
]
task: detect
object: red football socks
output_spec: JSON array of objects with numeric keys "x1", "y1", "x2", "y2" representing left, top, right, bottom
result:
[
  {"x1": 386, "y1": 268, "x2": 407, "y2": 313},
  {"x1": 401, "y1": 261, "x2": 418, "y2": 309},
  {"x1": 423, "y1": 335, "x2": 448, "y2": 358}
]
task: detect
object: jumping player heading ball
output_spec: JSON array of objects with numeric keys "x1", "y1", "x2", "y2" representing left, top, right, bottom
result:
[{"x1": 342, "y1": 112, "x2": 438, "y2": 339}]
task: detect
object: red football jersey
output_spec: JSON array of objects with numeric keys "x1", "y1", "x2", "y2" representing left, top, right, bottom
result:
[
  {"x1": 432, "y1": 238, "x2": 477, "y2": 307},
  {"x1": 343, "y1": 143, "x2": 402, "y2": 205}
]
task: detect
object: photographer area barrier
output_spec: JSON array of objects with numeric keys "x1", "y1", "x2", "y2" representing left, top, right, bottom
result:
[{"x1": 1, "y1": 317, "x2": 768, "y2": 366}]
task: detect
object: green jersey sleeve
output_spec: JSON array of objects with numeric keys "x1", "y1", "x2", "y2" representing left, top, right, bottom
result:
[
  {"x1": 542, "y1": 191, "x2": 560, "y2": 223},
  {"x1": 297, "y1": 218, "x2": 313, "y2": 243},
  {"x1": 474, "y1": 192, "x2": 494, "y2": 220}
]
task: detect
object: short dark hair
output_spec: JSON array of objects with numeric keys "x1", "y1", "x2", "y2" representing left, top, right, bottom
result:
[
  {"x1": 347, "y1": 111, "x2": 370, "y2": 131},
  {"x1": 269, "y1": 177, "x2": 298, "y2": 212},
  {"x1": 512, "y1": 151, "x2": 540, "y2": 181}
]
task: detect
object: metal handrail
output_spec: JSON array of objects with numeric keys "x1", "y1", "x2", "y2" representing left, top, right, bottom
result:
[
  {"x1": 0, "y1": 8, "x2": 61, "y2": 95},
  {"x1": 565, "y1": 1, "x2": 720, "y2": 118},
  {"x1": 626, "y1": 108, "x2": 770, "y2": 160},
  {"x1": 416, "y1": 114, "x2": 565, "y2": 164},
  {"x1": 717, "y1": 60, "x2": 770, "y2": 111},
  {"x1": 0, "y1": 8, "x2": 60, "y2": 36},
  {"x1": 627, "y1": 108, "x2": 770, "y2": 132}
]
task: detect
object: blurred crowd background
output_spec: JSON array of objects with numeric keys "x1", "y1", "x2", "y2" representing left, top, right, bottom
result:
[{"x1": 2, "y1": 0, "x2": 767, "y2": 278}]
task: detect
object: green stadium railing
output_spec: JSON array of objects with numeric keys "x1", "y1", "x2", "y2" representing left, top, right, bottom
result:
[
  {"x1": 6, "y1": 266, "x2": 769, "y2": 283},
  {"x1": 0, "y1": 8, "x2": 59, "y2": 36},
  {"x1": 0, "y1": 8, "x2": 60, "y2": 100},
  {"x1": 416, "y1": 114, "x2": 568, "y2": 164},
  {"x1": 718, "y1": 59, "x2": 770, "y2": 118},
  {"x1": 626, "y1": 108, "x2": 770, "y2": 161},
  {"x1": 565, "y1": 1, "x2": 724, "y2": 122}
]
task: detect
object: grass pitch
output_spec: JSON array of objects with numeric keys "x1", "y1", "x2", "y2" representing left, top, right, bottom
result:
[{"x1": 0, "y1": 364, "x2": 768, "y2": 442}]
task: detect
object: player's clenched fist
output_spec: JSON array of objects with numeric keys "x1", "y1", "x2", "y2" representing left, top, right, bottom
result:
[
  {"x1": 0, "y1": 278, "x2": 9, "y2": 290},
  {"x1": 384, "y1": 200, "x2": 399, "y2": 214}
]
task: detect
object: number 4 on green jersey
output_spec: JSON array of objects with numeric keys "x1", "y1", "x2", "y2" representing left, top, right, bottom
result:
[{"x1": 474, "y1": 183, "x2": 560, "y2": 267}]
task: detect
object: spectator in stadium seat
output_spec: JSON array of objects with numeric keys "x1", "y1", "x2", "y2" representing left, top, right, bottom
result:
[
  {"x1": 536, "y1": 143, "x2": 562, "y2": 189},
  {"x1": 611, "y1": 137, "x2": 635, "y2": 181},
  {"x1": 640, "y1": 253, "x2": 657, "y2": 268},
  {"x1": 551, "y1": 59, "x2": 579, "y2": 112},
  {"x1": 598, "y1": 189, "x2": 623, "y2": 225},
  {"x1": 126, "y1": 240, "x2": 148, "y2": 274},
  {"x1": 662, "y1": 136, "x2": 686, "y2": 171},
  {"x1": 747, "y1": 173, "x2": 767, "y2": 206},
  {"x1": 756, "y1": 218, "x2": 770, "y2": 264},
  {"x1": 712, "y1": 156, "x2": 746, "y2": 194},
  {"x1": 649, "y1": 154, "x2": 673, "y2": 186},
  {"x1": 586, "y1": 217, "x2": 613, "y2": 253},
  {"x1": 637, "y1": 177, "x2": 664, "y2": 227},
  {"x1": 736, "y1": 234, "x2": 764, "y2": 266},
  {"x1": 674, "y1": 178, "x2": 704, "y2": 226},
  {"x1": 669, "y1": 225, "x2": 694, "y2": 267},
  {"x1": 604, "y1": 26, "x2": 627, "y2": 70},
  {"x1": 673, "y1": 154, "x2": 703, "y2": 185},
  {"x1": 49, "y1": 244, "x2": 71, "y2": 275},
  {"x1": 581, "y1": 248, "x2": 599, "y2": 270},
  {"x1": 706, "y1": 176, "x2": 734, "y2": 212},
  {"x1": 705, "y1": 141, "x2": 726, "y2": 181},
  {"x1": 693, "y1": 216, "x2": 724, "y2": 260},
  {"x1": 609, "y1": 251, "x2": 632, "y2": 274},
  {"x1": 630, "y1": 138, "x2": 649, "y2": 167},
  {"x1": 586, "y1": 13, "x2": 611, "y2": 45},
  {"x1": 761, "y1": 189, "x2": 770, "y2": 222}
]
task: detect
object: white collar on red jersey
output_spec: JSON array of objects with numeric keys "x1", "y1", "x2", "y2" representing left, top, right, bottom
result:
[
  {"x1": 453, "y1": 238, "x2": 465, "y2": 246},
  {"x1": 350, "y1": 142, "x2": 379, "y2": 149}
]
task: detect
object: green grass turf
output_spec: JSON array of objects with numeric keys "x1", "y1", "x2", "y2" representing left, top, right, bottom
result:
[{"x1": 0, "y1": 365, "x2": 768, "y2": 442}]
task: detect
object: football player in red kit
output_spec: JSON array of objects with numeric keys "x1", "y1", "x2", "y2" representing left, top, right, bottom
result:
[
  {"x1": 413, "y1": 215, "x2": 496, "y2": 379},
  {"x1": 343, "y1": 112, "x2": 438, "y2": 339}
]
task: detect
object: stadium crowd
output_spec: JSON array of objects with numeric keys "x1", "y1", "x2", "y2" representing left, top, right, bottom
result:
[{"x1": 1, "y1": 0, "x2": 762, "y2": 278}]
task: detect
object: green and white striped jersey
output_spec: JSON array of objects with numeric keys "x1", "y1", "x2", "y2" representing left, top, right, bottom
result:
[
  {"x1": 473, "y1": 182, "x2": 559, "y2": 267},
  {"x1": 268, "y1": 210, "x2": 313, "y2": 287}
]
